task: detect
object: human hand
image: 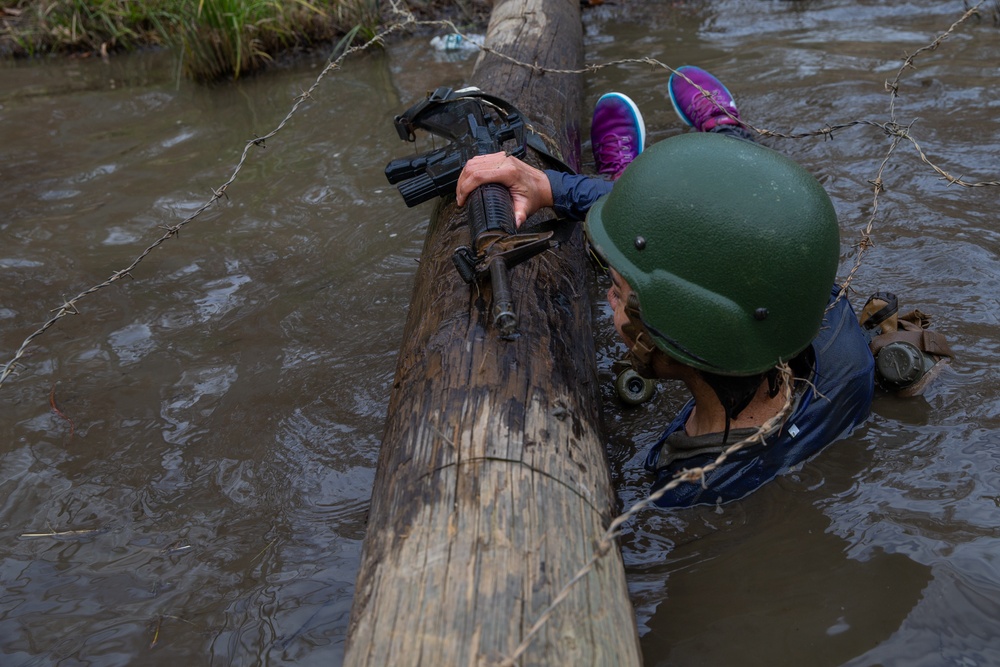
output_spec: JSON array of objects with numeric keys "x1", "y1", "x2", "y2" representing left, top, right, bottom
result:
[{"x1": 455, "y1": 152, "x2": 554, "y2": 228}]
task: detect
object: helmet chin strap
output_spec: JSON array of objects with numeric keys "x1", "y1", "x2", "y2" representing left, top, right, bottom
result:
[
  {"x1": 621, "y1": 293, "x2": 659, "y2": 378},
  {"x1": 621, "y1": 294, "x2": 761, "y2": 444}
]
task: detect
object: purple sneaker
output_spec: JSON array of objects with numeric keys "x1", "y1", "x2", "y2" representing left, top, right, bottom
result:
[
  {"x1": 591, "y1": 92, "x2": 646, "y2": 180},
  {"x1": 668, "y1": 65, "x2": 741, "y2": 132}
]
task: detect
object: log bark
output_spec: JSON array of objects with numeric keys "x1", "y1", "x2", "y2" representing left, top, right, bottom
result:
[{"x1": 344, "y1": 0, "x2": 642, "y2": 664}]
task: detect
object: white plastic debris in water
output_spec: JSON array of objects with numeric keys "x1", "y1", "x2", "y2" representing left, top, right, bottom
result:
[{"x1": 430, "y1": 34, "x2": 485, "y2": 52}]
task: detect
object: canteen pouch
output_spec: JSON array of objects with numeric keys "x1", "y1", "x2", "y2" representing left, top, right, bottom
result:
[{"x1": 859, "y1": 291, "x2": 954, "y2": 396}]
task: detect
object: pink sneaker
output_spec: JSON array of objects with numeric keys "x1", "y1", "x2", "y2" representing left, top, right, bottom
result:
[
  {"x1": 590, "y1": 92, "x2": 646, "y2": 180},
  {"x1": 668, "y1": 65, "x2": 741, "y2": 132}
]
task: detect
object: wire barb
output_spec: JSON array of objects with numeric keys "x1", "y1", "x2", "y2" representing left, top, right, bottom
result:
[{"x1": 0, "y1": 4, "x2": 997, "y2": 662}]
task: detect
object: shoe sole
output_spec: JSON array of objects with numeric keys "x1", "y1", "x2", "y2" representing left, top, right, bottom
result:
[
  {"x1": 668, "y1": 65, "x2": 736, "y2": 128},
  {"x1": 595, "y1": 92, "x2": 647, "y2": 154}
]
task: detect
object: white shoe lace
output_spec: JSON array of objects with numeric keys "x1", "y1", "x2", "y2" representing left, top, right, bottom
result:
[
  {"x1": 690, "y1": 91, "x2": 734, "y2": 130},
  {"x1": 595, "y1": 135, "x2": 636, "y2": 179}
]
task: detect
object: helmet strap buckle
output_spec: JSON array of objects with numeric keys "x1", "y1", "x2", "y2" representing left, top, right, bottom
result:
[{"x1": 623, "y1": 326, "x2": 659, "y2": 379}]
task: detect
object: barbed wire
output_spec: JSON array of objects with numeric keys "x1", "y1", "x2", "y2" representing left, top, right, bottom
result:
[
  {"x1": 443, "y1": 0, "x2": 998, "y2": 315},
  {"x1": 496, "y1": 363, "x2": 796, "y2": 666},
  {"x1": 0, "y1": 0, "x2": 472, "y2": 390},
  {"x1": 0, "y1": 1, "x2": 558, "y2": 389},
  {"x1": 0, "y1": 17, "x2": 416, "y2": 389},
  {"x1": 2, "y1": 1, "x2": 995, "y2": 391},
  {"x1": 1, "y1": 0, "x2": 996, "y2": 662},
  {"x1": 488, "y1": 1, "x2": 995, "y2": 664},
  {"x1": 835, "y1": 0, "x2": 998, "y2": 303}
]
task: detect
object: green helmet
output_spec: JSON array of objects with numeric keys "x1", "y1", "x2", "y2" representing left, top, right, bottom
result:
[{"x1": 585, "y1": 132, "x2": 840, "y2": 376}]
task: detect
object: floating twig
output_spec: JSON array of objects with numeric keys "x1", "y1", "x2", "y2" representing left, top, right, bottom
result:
[{"x1": 20, "y1": 527, "x2": 102, "y2": 539}]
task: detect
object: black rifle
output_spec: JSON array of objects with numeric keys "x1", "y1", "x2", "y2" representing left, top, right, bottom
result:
[{"x1": 385, "y1": 86, "x2": 553, "y2": 338}]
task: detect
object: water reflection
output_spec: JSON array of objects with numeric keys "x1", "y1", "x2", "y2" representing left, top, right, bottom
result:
[
  {"x1": 587, "y1": 0, "x2": 1000, "y2": 665},
  {"x1": 1, "y1": 0, "x2": 999, "y2": 665},
  {"x1": 641, "y1": 498, "x2": 932, "y2": 667}
]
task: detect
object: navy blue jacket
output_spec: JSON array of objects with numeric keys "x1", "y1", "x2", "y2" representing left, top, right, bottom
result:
[
  {"x1": 546, "y1": 170, "x2": 874, "y2": 507},
  {"x1": 644, "y1": 288, "x2": 874, "y2": 507},
  {"x1": 547, "y1": 170, "x2": 614, "y2": 220}
]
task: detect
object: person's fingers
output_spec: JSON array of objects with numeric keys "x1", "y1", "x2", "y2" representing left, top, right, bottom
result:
[
  {"x1": 455, "y1": 152, "x2": 552, "y2": 228},
  {"x1": 456, "y1": 152, "x2": 509, "y2": 206},
  {"x1": 512, "y1": 201, "x2": 528, "y2": 228}
]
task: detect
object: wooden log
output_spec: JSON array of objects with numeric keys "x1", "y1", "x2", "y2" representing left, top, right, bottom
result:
[{"x1": 344, "y1": 0, "x2": 642, "y2": 664}]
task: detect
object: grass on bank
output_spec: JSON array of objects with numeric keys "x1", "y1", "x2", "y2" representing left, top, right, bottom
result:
[{"x1": 0, "y1": 0, "x2": 386, "y2": 81}]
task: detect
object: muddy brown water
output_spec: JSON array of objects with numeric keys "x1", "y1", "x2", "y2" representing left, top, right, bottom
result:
[{"x1": 2, "y1": 1, "x2": 999, "y2": 665}]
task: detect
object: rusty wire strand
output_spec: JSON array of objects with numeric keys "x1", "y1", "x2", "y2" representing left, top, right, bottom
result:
[
  {"x1": 1, "y1": 1, "x2": 995, "y2": 391},
  {"x1": 496, "y1": 364, "x2": 796, "y2": 667},
  {"x1": 0, "y1": 18, "x2": 418, "y2": 390},
  {"x1": 0, "y1": 3, "x2": 991, "y2": 660},
  {"x1": 835, "y1": 131, "x2": 905, "y2": 307},
  {"x1": 0, "y1": 0, "x2": 996, "y2": 658},
  {"x1": 0, "y1": 1, "x2": 530, "y2": 388},
  {"x1": 494, "y1": 2, "x2": 993, "y2": 664},
  {"x1": 830, "y1": 0, "x2": 997, "y2": 302},
  {"x1": 0, "y1": 0, "x2": 992, "y2": 655}
]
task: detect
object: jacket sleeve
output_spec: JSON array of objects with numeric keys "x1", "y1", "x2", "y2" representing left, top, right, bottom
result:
[{"x1": 545, "y1": 170, "x2": 614, "y2": 221}]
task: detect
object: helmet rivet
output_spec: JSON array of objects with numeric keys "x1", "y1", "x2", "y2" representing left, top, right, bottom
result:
[
  {"x1": 754, "y1": 308, "x2": 769, "y2": 321},
  {"x1": 634, "y1": 236, "x2": 646, "y2": 250}
]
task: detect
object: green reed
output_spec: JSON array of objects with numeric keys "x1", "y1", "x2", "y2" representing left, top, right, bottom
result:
[{"x1": 0, "y1": 0, "x2": 381, "y2": 80}]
